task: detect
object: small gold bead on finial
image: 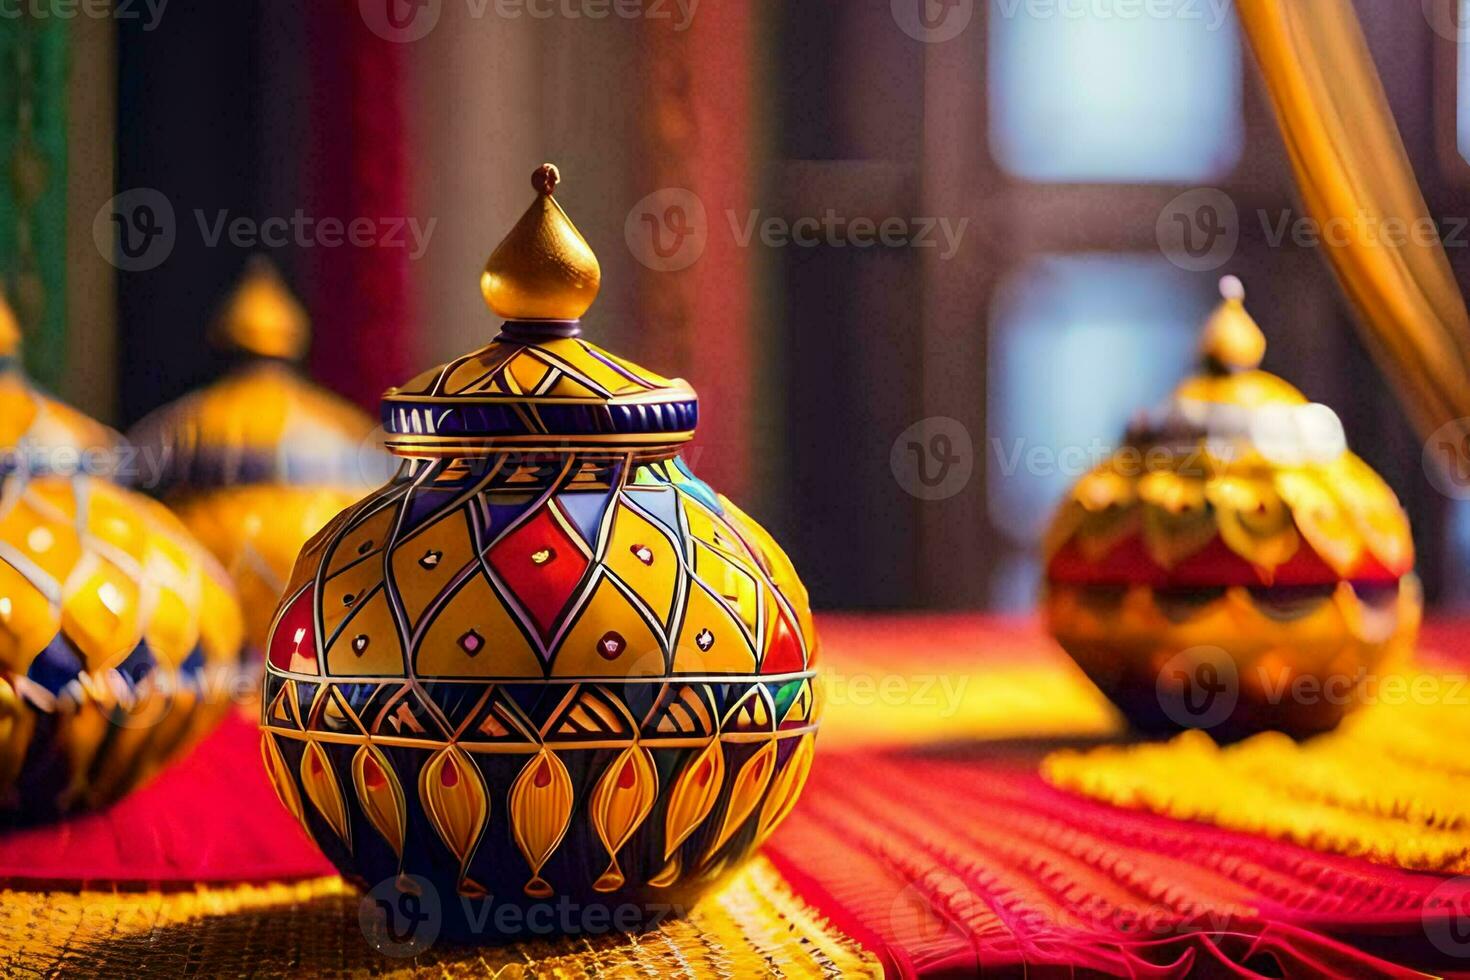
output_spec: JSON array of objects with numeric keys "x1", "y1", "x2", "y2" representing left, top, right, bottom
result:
[{"x1": 532, "y1": 164, "x2": 560, "y2": 196}]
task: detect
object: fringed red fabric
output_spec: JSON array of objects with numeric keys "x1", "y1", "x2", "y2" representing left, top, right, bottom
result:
[
  {"x1": 302, "y1": 0, "x2": 414, "y2": 410},
  {"x1": 762, "y1": 750, "x2": 1461, "y2": 978}
]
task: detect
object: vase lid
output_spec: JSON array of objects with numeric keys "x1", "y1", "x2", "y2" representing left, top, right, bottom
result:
[
  {"x1": 1044, "y1": 276, "x2": 1413, "y2": 586},
  {"x1": 380, "y1": 164, "x2": 698, "y2": 461},
  {"x1": 127, "y1": 259, "x2": 379, "y2": 493},
  {"x1": 0, "y1": 287, "x2": 126, "y2": 478}
]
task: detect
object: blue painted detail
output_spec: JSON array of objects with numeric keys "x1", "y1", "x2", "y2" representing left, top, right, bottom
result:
[
  {"x1": 25, "y1": 637, "x2": 85, "y2": 696},
  {"x1": 557, "y1": 491, "x2": 614, "y2": 547}
]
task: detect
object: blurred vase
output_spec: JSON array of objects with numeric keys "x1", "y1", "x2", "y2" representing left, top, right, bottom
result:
[
  {"x1": 258, "y1": 166, "x2": 821, "y2": 941},
  {"x1": 0, "y1": 289, "x2": 245, "y2": 822},
  {"x1": 129, "y1": 259, "x2": 388, "y2": 653},
  {"x1": 1042, "y1": 276, "x2": 1419, "y2": 741}
]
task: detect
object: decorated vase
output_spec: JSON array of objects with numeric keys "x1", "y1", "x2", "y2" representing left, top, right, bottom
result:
[
  {"x1": 1042, "y1": 277, "x2": 1420, "y2": 741},
  {"x1": 0, "y1": 290, "x2": 246, "y2": 821},
  {"x1": 259, "y1": 166, "x2": 821, "y2": 941},
  {"x1": 129, "y1": 259, "x2": 384, "y2": 653}
]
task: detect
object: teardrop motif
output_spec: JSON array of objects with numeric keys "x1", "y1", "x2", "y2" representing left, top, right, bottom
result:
[
  {"x1": 588, "y1": 745, "x2": 658, "y2": 892},
  {"x1": 299, "y1": 740, "x2": 351, "y2": 848},
  {"x1": 652, "y1": 739, "x2": 725, "y2": 887},
  {"x1": 508, "y1": 748, "x2": 574, "y2": 897},
  {"x1": 419, "y1": 746, "x2": 490, "y2": 896},
  {"x1": 260, "y1": 732, "x2": 305, "y2": 827},
  {"x1": 699, "y1": 739, "x2": 776, "y2": 867},
  {"x1": 753, "y1": 734, "x2": 815, "y2": 845},
  {"x1": 352, "y1": 744, "x2": 407, "y2": 859}
]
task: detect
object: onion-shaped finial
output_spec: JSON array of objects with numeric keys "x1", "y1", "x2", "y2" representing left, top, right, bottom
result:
[
  {"x1": 214, "y1": 256, "x2": 310, "y2": 361},
  {"x1": 481, "y1": 163, "x2": 602, "y2": 323},
  {"x1": 1200, "y1": 274, "x2": 1266, "y2": 373}
]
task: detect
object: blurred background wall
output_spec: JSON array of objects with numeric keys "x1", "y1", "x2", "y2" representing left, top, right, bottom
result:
[{"x1": 9, "y1": 0, "x2": 1470, "y2": 610}]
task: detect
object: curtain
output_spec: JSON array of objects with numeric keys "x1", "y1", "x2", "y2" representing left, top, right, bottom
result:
[
  {"x1": 0, "y1": 10, "x2": 69, "y2": 388},
  {"x1": 1236, "y1": 0, "x2": 1470, "y2": 469}
]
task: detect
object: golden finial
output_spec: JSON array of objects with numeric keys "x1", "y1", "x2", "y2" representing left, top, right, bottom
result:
[
  {"x1": 0, "y1": 286, "x2": 19, "y2": 359},
  {"x1": 1200, "y1": 275, "x2": 1266, "y2": 373},
  {"x1": 213, "y1": 257, "x2": 310, "y2": 361},
  {"x1": 481, "y1": 163, "x2": 602, "y2": 322}
]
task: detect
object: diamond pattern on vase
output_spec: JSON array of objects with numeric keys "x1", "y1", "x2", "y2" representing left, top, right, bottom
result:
[
  {"x1": 324, "y1": 588, "x2": 405, "y2": 676},
  {"x1": 415, "y1": 571, "x2": 544, "y2": 678},
  {"x1": 389, "y1": 507, "x2": 477, "y2": 626},
  {"x1": 557, "y1": 490, "x2": 615, "y2": 547},
  {"x1": 0, "y1": 493, "x2": 82, "y2": 583},
  {"x1": 321, "y1": 558, "x2": 385, "y2": 642},
  {"x1": 673, "y1": 579, "x2": 756, "y2": 674},
  {"x1": 552, "y1": 575, "x2": 665, "y2": 677},
  {"x1": 693, "y1": 543, "x2": 760, "y2": 642},
  {"x1": 323, "y1": 503, "x2": 396, "y2": 578},
  {"x1": 0, "y1": 559, "x2": 60, "y2": 672},
  {"x1": 760, "y1": 600, "x2": 806, "y2": 675},
  {"x1": 623, "y1": 487, "x2": 681, "y2": 537},
  {"x1": 60, "y1": 559, "x2": 142, "y2": 669},
  {"x1": 603, "y1": 503, "x2": 679, "y2": 629},
  {"x1": 486, "y1": 506, "x2": 590, "y2": 640}
]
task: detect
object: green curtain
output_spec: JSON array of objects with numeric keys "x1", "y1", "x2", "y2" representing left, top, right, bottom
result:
[{"x1": 1, "y1": 8, "x2": 69, "y2": 387}]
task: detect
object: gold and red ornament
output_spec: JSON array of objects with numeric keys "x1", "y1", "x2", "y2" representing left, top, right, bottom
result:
[
  {"x1": 0, "y1": 289, "x2": 245, "y2": 821},
  {"x1": 259, "y1": 165, "x2": 821, "y2": 940},
  {"x1": 129, "y1": 259, "x2": 384, "y2": 653},
  {"x1": 1042, "y1": 276, "x2": 1419, "y2": 740}
]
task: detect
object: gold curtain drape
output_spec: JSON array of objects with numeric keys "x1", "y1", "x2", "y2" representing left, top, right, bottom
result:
[{"x1": 1236, "y1": 0, "x2": 1470, "y2": 464}]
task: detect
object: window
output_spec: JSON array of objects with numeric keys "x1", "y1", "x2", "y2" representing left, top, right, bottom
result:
[{"x1": 988, "y1": 0, "x2": 1244, "y2": 182}]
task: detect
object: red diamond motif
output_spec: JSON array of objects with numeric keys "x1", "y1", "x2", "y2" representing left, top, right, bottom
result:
[{"x1": 487, "y1": 507, "x2": 590, "y2": 640}]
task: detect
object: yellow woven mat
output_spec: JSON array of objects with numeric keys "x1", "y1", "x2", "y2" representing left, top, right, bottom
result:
[
  {"x1": 0, "y1": 857, "x2": 880, "y2": 978},
  {"x1": 1044, "y1": 674, "x2": 1470, "y2": 873}
]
